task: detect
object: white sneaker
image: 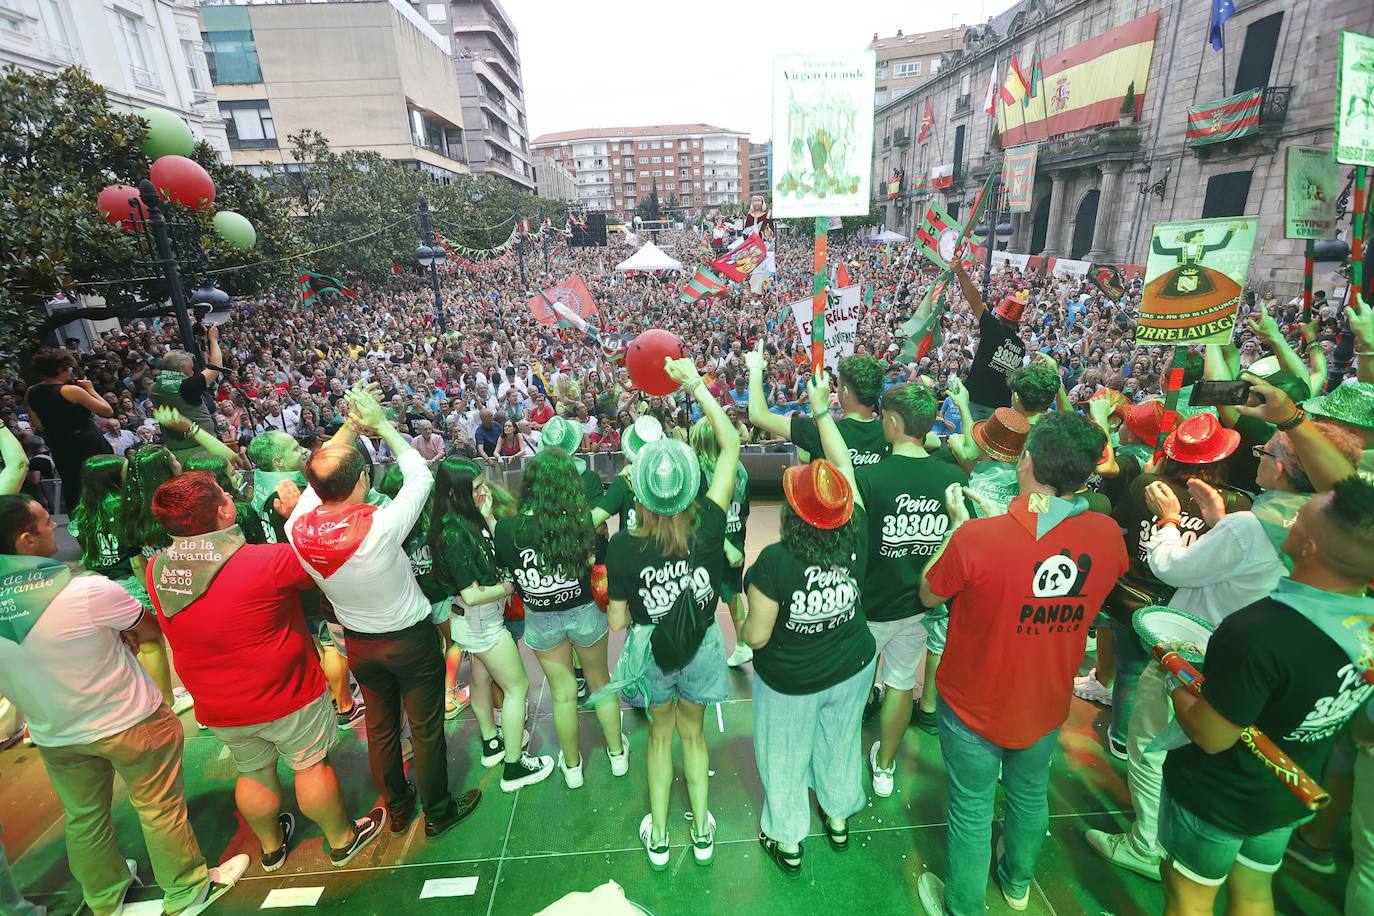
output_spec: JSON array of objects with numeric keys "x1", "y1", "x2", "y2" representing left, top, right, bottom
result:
[
  {"x1": 869, "y1": 741, "x2": 894, "y2": 798},
  {"x1": 690, "y1": 812, "x2": 717, "y2": 865},
  {"x1": 1084, "y1": 829, "x2": 1162, "y2": 880},
  {"x1": 726, "y1": 643, "x2": 753, "y2": 667},
  {"x1": 171, "y1": 687, "x2": 196, "y2": 716},
  {"x1": 639, "y1": 813, "x2": 669, "y2": 871},
  {"x1": 607, "y1": 735, "x2": 630, "y2": 777},
  {"x1": 995, "y1": 838, "x2": 1030, "y2": 910},
  {"x1": 915, "y1": 871, "x2": 944, "y2": 916},
  {"x1": 1073, "y1": 669, "x2": 1113, "y2": 706},
  {"x1": 500, "y1": 753, "x2": 555, "y2": 792},
  {"x1": 178, "y1": 853, "x2": 250, "y2": 916},
  {"x1": 558, "y1": 751, "x2": 584, "y2": 789}
]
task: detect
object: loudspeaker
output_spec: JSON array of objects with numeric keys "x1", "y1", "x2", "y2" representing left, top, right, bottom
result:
[{"x1": 587, "y1": 212, "x2": 607, "y2": 246}]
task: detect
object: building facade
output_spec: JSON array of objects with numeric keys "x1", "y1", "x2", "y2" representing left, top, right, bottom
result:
[
  {"x1": 748, "y1": 141, "x2": 771, "y2": 197},
  {"x1": 0, "y1": 0, "x2": 229, "y2": 156},
  {"x1": 531, "y1": 124, "x2": 750, "y2": 218},
  {"x1": 870, "y1": 26, "x2": 969, "y2": 108},
  {"x1": 532, "y1": 154, "x2": 575, "y2": 201},
  {"x1": 871, "y1": 0, "x2": 1374, "y2": 293},
  {"x1": 200, "y1": 0, "x2": 468, "y2": 180},
  {"x1": 411, "y1": 0, "x2": 533, "y2": 190}
]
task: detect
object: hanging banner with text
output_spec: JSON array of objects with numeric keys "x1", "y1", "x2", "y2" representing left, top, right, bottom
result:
[
  {"x1": 789, "y1": 284, "x2": 861, "y2": 368},
  {"x1": 1001, "y1": 143, "x2": 1039, "y2": 213},
  {"x1": 771, "y1": 52, "x2": 877, "y2": 217},
  {"x1": 1336, "y1": 31, "x2": 1374, "y2": 166},
  {"x1": 1136, "y1": 216, "x2": 1258, "y2": 345},
  {"x1": 1284, "y1": 145, "x2": 1339, "y2": 239}
]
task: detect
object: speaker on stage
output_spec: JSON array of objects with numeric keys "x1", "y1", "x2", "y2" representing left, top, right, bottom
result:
[{"x1": 587, "y1": 212, "x2": 607, "y2": 246}]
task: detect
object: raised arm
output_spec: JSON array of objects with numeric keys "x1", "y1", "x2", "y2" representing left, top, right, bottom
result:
[
  {"x1": 665, "y1": 356, "x2": 738, "y2": 512},
  {"x1": 1239, "y1": 380, "x2": 1356, "y2": 492},
  {"x1": 200, "y1": 324, "x2": 222, "y2": 386},
  {"x1": 153, "y1": 406, "x2": 237, "y2": 464},
  {"x1": 745, "y1": 340, "x2": 792, "y2": 440},
  {"x1": 62, "y1": 379, "x2": 114, "y2": 418},
  {"x1": 1348, "y1": 297, "x2": 1374, "y2": 386},
  {"x1": 944, "y1": 378, "x2": 980, "y2": 468},
  {"x1": 1249, "y1": 304, "x2": 1309, "y2": 389},
  {"x1": 0, "y1": 425, "x2": 29, "y2": 495},
  {"x1": 951, "y1": 251, "x2": 986, "y2": 320},
  {"x1": 1203, "y1": 344, "x2": 1242, "y2": 428},
  {"x1": 806, "y1": 371, "x2": 862, "y2": 510}
]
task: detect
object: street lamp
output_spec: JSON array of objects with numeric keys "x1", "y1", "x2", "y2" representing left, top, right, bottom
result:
[
  {"x1": 417, "y1": 196, "x2": 448, "y2": 335},
  {"x1": 190, "y1": 283, "x2": 233, "y2": 326},
  {"x1": 514, "y1": 206, "x2": 528, "y2": 289}
]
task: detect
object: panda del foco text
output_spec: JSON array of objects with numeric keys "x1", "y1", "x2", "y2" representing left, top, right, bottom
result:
[{"x1": 1018, "y1": 550, "x2": 1095, "y2": 636}]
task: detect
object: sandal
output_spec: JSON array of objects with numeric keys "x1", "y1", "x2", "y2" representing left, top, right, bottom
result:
[
  {"x1": 758, "y1": 832, "x2": 803, "y2": 877},
  {"x1": 819, "y1": 807, "x2": 849, "y2": 852}
]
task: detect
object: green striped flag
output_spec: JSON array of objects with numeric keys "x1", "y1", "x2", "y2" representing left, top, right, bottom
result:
[{"x1": 1185, "y1": 88, "x2": 1262, "y2": 147}]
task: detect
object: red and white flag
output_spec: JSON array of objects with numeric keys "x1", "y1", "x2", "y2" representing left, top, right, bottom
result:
[
  {"x1": 982, "y1": 69, "x2": 1000, "y2": 117},
  {"x1": 918, "y1": 99, "x2": 935, "y2": 143}
]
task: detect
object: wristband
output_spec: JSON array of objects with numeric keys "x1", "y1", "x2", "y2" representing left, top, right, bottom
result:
[
  {"x1": 187, "y1": 423, "x2": 202, "y2": 439},
  {"x1": 1154, "y1": 517, "x2": 1180, "y2": 530},
  {"x1": 1275, "y1": 408, "x2": 1307, "y2": 432}
]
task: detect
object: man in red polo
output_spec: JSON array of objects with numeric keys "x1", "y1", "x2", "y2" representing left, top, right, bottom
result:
[{"x1": 147, "y1": 472, "x2": 385, "y2": 872}]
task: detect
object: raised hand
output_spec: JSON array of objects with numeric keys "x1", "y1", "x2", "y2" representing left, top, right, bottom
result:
[
  {"x1": 1247, "y1": 302, "x2": 1281, "y2": 342},
  {"x1": 945, "y1": 483, "x2": 971, "y2": 527},
  {"x1": 806, "y1": 371, "x2": 831, "y2": 416},
  {"x1": 1236, "y1": 378, "x2": 1297, "y2": 425},
  {"x1": 1187, "y1": 478, "x2": 1227, "y2": 528},
  {"x1": 744, "y1": 338, "x2": 766, "y2": 374},
  {"x1": 1144, "y1": 480, "x2": 1181, "y2": 520},
  {"x1": 154, "y1": 405, "x2": 191, "y2": 434},
  {"x1": 662, "y1": 357, "x2": 702, "y2": 390}
]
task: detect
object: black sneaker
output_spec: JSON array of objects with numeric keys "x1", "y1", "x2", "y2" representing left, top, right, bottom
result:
[
  {"x1": 424, "y1": 789, "x2": 482, "y2": 838},
  {"x1": 500, "y1": 753, "x2": 555, "y2": 792},
  {"x1": 862, "y1": 686, "x2": 884, "y2": 723},
  {"x1": 911, "y1": 706, "x2": 938, "y2": 736},
  {"x1": 1107, "y1": 726, "x2": 1128, "y2": 761},
  {"x1": 260, "y1": 812, "x2": 295, "y2": 873},
  {"x1": 329, "y1": 807, "x2": 387, "y2": 868},
  {"x1": 480, "y1": 734, "x2": 505, "y2": 768},
  {"x1": 1284, "y1": 827, "x2": 1338, "y2": 874},
  {"x1": 576, "y1": 671, "x2": 588, "y2": 701},
  {"x1": 337, "y1": 700, "x2": 366, "y2": 729}
]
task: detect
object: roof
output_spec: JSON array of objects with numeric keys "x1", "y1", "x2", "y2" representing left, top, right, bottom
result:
[
  {"x1": 869, "y1": 26, "x2": 969, "y2": 52},
  {"x1": 531, "y1": 123, "x2": 746, "y2": 146}
]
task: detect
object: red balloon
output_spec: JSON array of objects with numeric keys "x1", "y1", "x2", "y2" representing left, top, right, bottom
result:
[
  {"x1": 625, "y1": 329, "x2": 686, "y2": 396},
  {"x1": 97, "y1": 184, "x2": 142, "y2": 231},
  {"x1": 149, "y1": 155, "x2": 215, "y2": 210}
]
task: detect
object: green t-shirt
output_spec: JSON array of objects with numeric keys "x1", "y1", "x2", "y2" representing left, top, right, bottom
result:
[
  {"x1": 494, "y1": 514, "x2": 593, "y2": 612},
  {"x1": 968, "y1": 460, "x2": 1019, "y2": 518},
  {"x1": 580, "y1": 467, "x2": 604, "y2": 501},
  {"x1": 596, "y1": 473, "x2": 637, "y2": 533},
  {"x1": 855, "y1": 454, "x2": 970, "y2": 622},
  {"x1": 792, "y1": 414, "x2": 890, "y2": 469},
  {"x1": 68, "y1": 498, "x2": 137, "y2": 579},
  {"x1": 745, "y1": 507, "x2": 876, "y2": 694},
  {"x1": 434, "y1": 521, "x2": 500, "y2": 596},
  {"x1": 606, "y1": 499, "x2": 727, "y2": 626}
]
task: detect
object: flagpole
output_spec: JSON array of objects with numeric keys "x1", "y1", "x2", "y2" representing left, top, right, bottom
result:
[
  {"x1": 812, "y1": 216, "x2": 828, "y2": 375},
  {"x1": 1302, "y1": 240, "x2": 1315, "y2": 323},
  {"x1": 1153, "y1": 346, "x2": 1190, "y2": 466},
  {"x1": 981, "y1": 177, "x2": 1001, "y2": 298}
]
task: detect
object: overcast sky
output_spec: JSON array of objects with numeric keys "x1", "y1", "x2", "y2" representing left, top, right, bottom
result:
[{"x1": 512, "y1": 0, "x2": 1021, "y2": 143}]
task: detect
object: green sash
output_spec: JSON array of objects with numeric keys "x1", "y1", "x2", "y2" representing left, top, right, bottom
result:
[
  {"x1": 1250, "y1": 489, "x2": 1311, "y2": 572},
  {"x1": 1267, "y1": 577, "x2": 1374, "y2": 675},
  {"x1": 251, "y1": 469, "x2": 306, "y2": 515},
  {"x1": 1007, "y1": 493, "x2": 1090, "y2": 540},
  {"x1": 0, "y1": 555, "x2": 77, "y2": 644},
  {"x1": 968, "y1": 461, "x2": 1019, "y2": 518},
  {"x1": 150, "y1": 526, "x2": 247, "y2": 617}
]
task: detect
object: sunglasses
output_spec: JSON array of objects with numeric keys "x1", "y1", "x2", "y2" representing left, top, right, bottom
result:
[{"x1": 1251, "y1": 445, "x2": 1278, "y2": 460}]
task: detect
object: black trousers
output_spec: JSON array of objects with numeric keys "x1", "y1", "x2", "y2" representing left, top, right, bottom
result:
[{"x1": 344, "y1": 620, "x2": 453, "y2": 822}]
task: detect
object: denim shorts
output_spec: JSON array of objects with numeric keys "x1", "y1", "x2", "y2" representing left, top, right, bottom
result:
[
  {"x1": 629, "y1": 622, "x2": 729, "y2": 708},
  {"x1": 504, "y1": 614, "x2": 525, "y2": 642},
  {"x1": 1158, "y1": 786, "x2": 1302, "y2": 886},
  {"x1": 922, "y1": 605, "x2": 950, "y2": 655},
  {"x1": 313, "y1": 619, "x2": 347, "y2": 657},
  {"x1": 523, "y1": 601, "x2": 608, "y2": 653},
  {"x1": 451, "y1": 600, "x2": 510, "y2": 655},
  {"x1": 210, "y1": 692, "x2": 337, "y2": 774}
]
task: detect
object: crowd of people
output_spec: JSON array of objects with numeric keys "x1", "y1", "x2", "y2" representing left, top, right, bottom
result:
[{"x1": 1, "y1": 210, "x2": 1374, "y2": 916}]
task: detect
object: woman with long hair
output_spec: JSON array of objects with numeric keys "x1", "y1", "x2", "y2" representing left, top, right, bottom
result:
[
  {"x1": 431, "y1": 457, "x2": 554, "y2": 791},
  {"x1": 494, "y1": 449, "x2": 626, "y2": 789},
  {"x1": 743, "y1": 373, "x2": 875, "y2": 875},
  {"x1": 23, "y1": 347, "x2": 113, "y2": 511},
  {"x1": 116, "y1": 444, "x2": 181, "y2": 571},
  {"x1": 496, "y1": 419, "x2": 529, "y2": 459},
  {"x1": 605, "y1": 357, "x2": 739, "y2": 870},
  {"x1": 689, "y1": 418, "x2": 752, "y2": 667}
]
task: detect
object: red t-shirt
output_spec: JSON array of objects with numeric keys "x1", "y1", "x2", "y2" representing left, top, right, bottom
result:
[
  {"x1": 926, "y1": 498, "x2": 1129, "y2": 749},
  {"x1": 148, "y1": 544, "x2": 324, "y2": 728},
  {"x1": 529, "y1": 404, "x2": 555, "y2": 426}
]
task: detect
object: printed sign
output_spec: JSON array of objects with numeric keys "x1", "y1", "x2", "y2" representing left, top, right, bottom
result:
[
  {"x1": 789, "y1": 284, "x2": 861, "y2": 368},
  {"x1": 1136, "y1": 216, "x2": 1258, "y2": 345},
  {"x1": 1001, "y1": 143, "x2": 1039, "y2": 213},
  {"x1": 771, "y1": 52, "x2": 876, "y2": 217},
  {"x1": 1336, "y1": 31, "x2": 1374, "y2": 166},
  {"x1": 1285, "y1": 146, "x2": 1339, "y2": 239}
]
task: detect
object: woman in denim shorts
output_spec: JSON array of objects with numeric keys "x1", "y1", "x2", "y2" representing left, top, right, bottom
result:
[
  {"x1": 494, "y1": 450, "x2": 627, "y2": 791},
  {"x1": 430, "y1": 459, "x2": 553, "y2": 792},
  {"x1": 605, "y1": 359, "x2": 738, "y2": 871}
]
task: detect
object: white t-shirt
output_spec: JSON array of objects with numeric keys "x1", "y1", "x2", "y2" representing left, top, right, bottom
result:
[{"x1": 0, "y1": 575, "x2": 162, "y2": 747}]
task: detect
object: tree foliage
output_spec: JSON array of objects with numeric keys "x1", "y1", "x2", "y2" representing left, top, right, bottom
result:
[{"x1": 635, "y1": 178, "x2": 663, "y2": 222}]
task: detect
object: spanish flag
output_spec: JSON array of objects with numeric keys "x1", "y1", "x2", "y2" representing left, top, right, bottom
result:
[{"x1": 998, "y1": 11, "x2": 1160, "y2": 147}]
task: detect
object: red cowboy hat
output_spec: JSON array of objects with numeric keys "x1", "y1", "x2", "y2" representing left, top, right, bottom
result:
[
  {"x1": 995, "y1": 289, "x2": 1029, "y2": 322},
  {"x1": 1162, "y1": 413, "x2": 1240, "y2": 465},
  {"x1": 783, "y1": 459, "x2": 854, "y2": 530},
  {"x1": 1115, "y1": 400, "x2": 1165, "y2": 447},
  {"x1": 971, "y1": 407, "x2": 1030, "y2": 463}
]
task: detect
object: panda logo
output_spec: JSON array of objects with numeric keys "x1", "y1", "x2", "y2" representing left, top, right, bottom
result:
[{"x1": 1031, "y1": 550, "x2": 1092, "y2": 598}]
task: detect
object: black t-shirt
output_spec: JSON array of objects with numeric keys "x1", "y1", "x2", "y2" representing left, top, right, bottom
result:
[
  {"x1": 791, "y1": 415, "x2": 889, "y2": 468},
  {"x1": 596, "y1": 474, "x2": 637, "y2": 532},
  {"x1": 494, "y1": 514, "x2": 593, "y2": 612},
  {"x1": 1164, "y1": 593, "x2": 1374, "y2": 835},
  {"x1": 606, "y1": 499, "x2": 726, "y2": 626},
  {"x1": 179, "y1": 372, "x2": 208, "y2": 404},
  {"x1": 745, "y1": 507, "x2": 875, "y2": 694},
  {"x1": 1225, "y1": 415, "x2": 1273, "y2": 496},
  {"x1": 965, "y1": 310, "x2": 1026, "y2": 409}
]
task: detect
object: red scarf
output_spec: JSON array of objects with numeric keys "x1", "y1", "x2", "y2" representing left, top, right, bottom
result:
[{"x1": 292, "y1": 503, "x2": 378, "y2": 578}]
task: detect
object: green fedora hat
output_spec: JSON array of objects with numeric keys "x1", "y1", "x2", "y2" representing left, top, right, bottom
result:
[
  {"x1": 1304, "y1": 381, "x2": 1374, "y2": 431},
  {"x1": 631, "y1": 438, "x2": 700, "y2": 517}
]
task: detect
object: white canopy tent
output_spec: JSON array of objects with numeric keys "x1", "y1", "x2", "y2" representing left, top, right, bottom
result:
[
  {"x1": 614, "y1": 240, "x2": 683, "y2": 272},
  {"x1": 865, "y1": 229, "x2": 909, "y2": 243}
]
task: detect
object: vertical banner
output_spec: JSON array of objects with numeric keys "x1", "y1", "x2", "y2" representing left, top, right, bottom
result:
[
  {"x1": 1136, "y1": 216, "x2": 1259, "y2": 345},
  {"x1": 1284, "y1": 146, "x2": 1338, "y2": 239},
  {"x1": 791, "y1": 284, "x2": 861, "y2": 369},
  {"x1": 811, "y1": 216, "x2": 828, "y2": 374},
  {"x1": 771, "y1": 52, "x2": 877, "y2": 217},
  {"x1": 1335, "y1": 32, "x2": 1374, "y2": 166},
  {"x1": 1001, "y1": 143, "x2": 1039, "y2": 213}
]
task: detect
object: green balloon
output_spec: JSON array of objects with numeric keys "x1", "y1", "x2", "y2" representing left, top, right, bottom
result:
[
  {"x1": 212, "y1": 210, "x2": 256, "y2": 250},
  {"x1": 139, "y1": 107, "x2": 195, "y2": 159}
]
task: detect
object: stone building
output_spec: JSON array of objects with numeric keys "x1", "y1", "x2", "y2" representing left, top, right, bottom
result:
[{"x1": 871, "y1": 0, "x2": 1373, "y2": 292}]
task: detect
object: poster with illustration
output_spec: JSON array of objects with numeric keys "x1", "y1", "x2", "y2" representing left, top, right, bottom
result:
[
  {"x1": 1136, "y1": 216, "x2": 1258, "y2": 345},
  {"x1": 1335, "y1": 31, "x2": 1374, "y2": 166},
  {"x1": 771, "y1": 52, "x2": 876, "y2": 217},
  {"x1": 1284, "y1": 146, "x2": 1338, "y2": 239}
]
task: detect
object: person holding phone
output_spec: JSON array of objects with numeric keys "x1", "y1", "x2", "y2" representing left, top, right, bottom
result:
[{"x1": 24, "y1": 348, "x2": 114, "y2": 512}]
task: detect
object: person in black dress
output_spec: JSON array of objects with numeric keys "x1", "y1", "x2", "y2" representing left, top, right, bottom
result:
[{"x1": 23, "y1": 348, "x2": 113, "y2": 512}]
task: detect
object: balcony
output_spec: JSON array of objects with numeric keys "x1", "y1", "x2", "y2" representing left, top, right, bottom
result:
[
  {"x1": 38, "y1": 37, "x2": 79, "y2": 65},
  {"x1": 1259, "y1": 84, "x2": 1292, "y2": 132},
  {"x1": 954, "y1": 94, "x2": 970, "y2": 114},
  {"x1": 893, "y1": 127, "x2": 910, "y2": 146},
  {"x1": 129, "y1": 65, "x2": 162, "y2": 91},
  {"x1": 882, "y1": 135, "x2": 891, "y2": 149}
]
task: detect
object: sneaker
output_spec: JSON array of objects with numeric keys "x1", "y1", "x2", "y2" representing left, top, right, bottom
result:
[
  {"x1": 329, "y1": 807, "x2": 386, "y2": 867},
  {"x1": 726, "y1": 642, "x2": 753, "y2": 667},
  {"x1": 175, "y1": 853, "x2": 250, "y2": 916},
  {"x1": 639, "y1": 813, "x2": 669, "y2": 871},
  {"x1": 336, "y1": 700, "x2": 366, "y2": 729},
  {"x1": 106, "y1": 859, "x2": 140, "y2": 916},
  {"x1": 1106, "y1": 726, "x2": 1128, "y2": 761},
  {"x1": 690, "y1": 812, "x2": 717, "y2": 865},
  {"x1": 607, "y1": 735, "x2": 630, "y2": 777},
  {"x1": 260, "y1": 812, "x2": 295, "y2": 873},
  {"x1": 862, "y1": 685, "x2": 884, "y2": 723},
  {"x1": 558, "y1": 750, "x2": 584, "y2": 789},
  {"x1": 1284, "y1": 827, "x2": 1338, "y2": 875},
  {"x1": 171, "y1": 687, "x2": 196, "y2": 716},
  {"x1": 1073, "y1": 669, "x2": 1113, "y2": 707},
  {"x1": 911, "y1": 706, "x2": 938, "y2": 736},
  {"x1": 915, "y1": 872, "x2": 944, "y2": 916},
  {"x1": 500, "y1": 753, "x2": 555, "y2": 792},
  {"x1": 868, "y1": 741, "x2": 894, "y2": 798},
  {"x1": 994, "y1": 838, "x2": 1030, "y2": 910},
  {"x1": 1084, "y1": 829, "x2": 1162, "y2": 880},
  {"x1": 576, "y1": 673, "x2": 588, "y2": 701},
  {"x1": 445, "y1": 686, "x2": 470, "y2": 720},
  {"x1": 482, "y1": 729, "x2": 530, "y2": 767}
]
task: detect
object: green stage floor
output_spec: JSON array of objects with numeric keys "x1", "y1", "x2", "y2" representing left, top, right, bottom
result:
[{"x1": 1, "y1": 505, "x2": 1350, "y2": 915}]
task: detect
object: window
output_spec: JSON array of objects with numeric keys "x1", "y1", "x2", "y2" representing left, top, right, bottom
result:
[
  {"x1": 1234, "y1": 13, "x2": 1283, "y2": 94},
  {"x1": 875, "y1": 62, "x2": 889, "y2": 80},
  {"x1": 875, "y1": 89, "x2": 888, "y2": 106},
  {"x1": 952, "y1": 124, "x2": 965, "y2": 182},
  {"x1": 893, "y1": 60, "x2": 922, "y2": 78},
  {"x1": 652, "y1": 169, "x2": 663, "y2": 177},
  {"x1": 651, "y1": 156, "x2": 661, "y2": 163},
  {"x1": 181, "y1": 39, "x2": 202, "y2": 91},
  {"x1": 36, "y1": 0, "x2": 74, "y2": 58},
  {"x1": 664, "y1": 183, "x2": 675, "y2": 190},
  {"x1": 651, "y1": 141, "x2": 661, "y2": 149},
  {"x1": 622, "y1": 143, "x2": 631, "y2": 153},
  {"x1": 425, "y1": 3, "x2": 445, "y2": 22},
  {"x1": 694, "y1": 168, "x2": 700, "y2": 175},
  {"x1": 116, "y1": 10, "x2": 158, "y2": 89},
  {"x1": 959, "y1": 73, "x2": 971, "y2": 95},
  {"x1": 612, "y1": 158, "x2": 619, "y2": 166},
  {"x1": 1063, "y1": 19, "x2": 1081, "y2": 47},
  {"x1": 219, "y1": 100, "x2": 276, "y2": 149},
  {"x1": 1201, "y1": 171, "x2": 1253, "y2": 218},
  {"x1": 637, "y1": 142, "x2": 648, "y2": 149},
  {"x1": 639, "y1": 169, "x2": 649, "y2": 176},
  {"x1": 693, "y1": 154, "x2": 700, "y2": 162}
]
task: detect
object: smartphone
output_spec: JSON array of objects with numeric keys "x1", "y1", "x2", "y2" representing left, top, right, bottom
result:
[{"x1": 1189, "y1": 379, "x2": 1253, "y2": 406}]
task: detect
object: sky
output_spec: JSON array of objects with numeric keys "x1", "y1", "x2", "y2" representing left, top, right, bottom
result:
[{"x1": 512, "y1": 0, "x2": 1022, "y2": 143}]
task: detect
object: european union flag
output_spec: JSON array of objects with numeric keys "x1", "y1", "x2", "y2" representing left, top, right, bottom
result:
[{"x1": 1209, "y1": 0, "x2": 1235, "y2": 51}]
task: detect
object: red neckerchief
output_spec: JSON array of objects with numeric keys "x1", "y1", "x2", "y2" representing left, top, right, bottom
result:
[{"x1": 292, "y1": 502, "x2": 378, "y2": 578}]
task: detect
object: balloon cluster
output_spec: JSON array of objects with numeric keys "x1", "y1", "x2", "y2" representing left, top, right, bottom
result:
[{"x1": 95, "y1": 107, "x2": 256, "y2": 250}]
